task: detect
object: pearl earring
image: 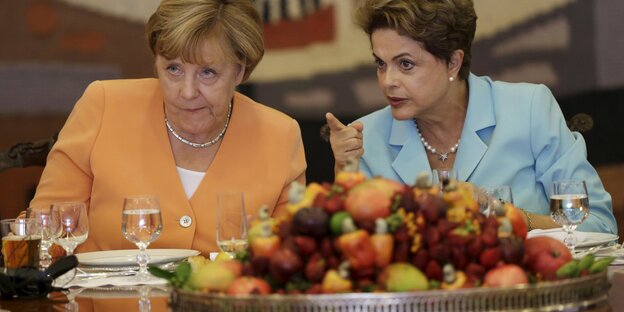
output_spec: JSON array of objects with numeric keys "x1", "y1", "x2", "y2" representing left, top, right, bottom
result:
[{"x1": 449, "y1": 76, "x2": 455, "y2": 82}]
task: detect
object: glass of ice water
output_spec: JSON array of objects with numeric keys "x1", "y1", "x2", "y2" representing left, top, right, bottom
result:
[
  {"x1": 550, "y1": 180, "x2": 590, "y2": 253},
  {"x1": 122, "y1": 195, "x2": 162, "y2": 281}
]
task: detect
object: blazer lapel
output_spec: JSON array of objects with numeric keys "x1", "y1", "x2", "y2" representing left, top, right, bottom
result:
[
  {"x1": 455, "y1": 74, "x2": 496, "y2": 182},
  {"x1": 390, "y1": 119, "x2": 431, "y2": 184}
]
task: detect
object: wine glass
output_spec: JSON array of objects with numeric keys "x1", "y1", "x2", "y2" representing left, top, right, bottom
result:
[
  {"x1": 122, "y1": 195, "x2": 162, "y2": 281},
  {"x1": 50, "y1": 202, "x2": 89, "y2": 256},
  {"x1": 216, "y1": 192, "x2": 248, "y2": 258},
  {"x1": 50, "y1": 202, "x2": 89, "y2": 285},
  {"x1": 432, "y1": 169, "x2": 457, "y2": 189},
  {"x1": 26, "y1": 207, "x2": 54, "y2": 270},
  {"x1": 483, "y1": 185, "x2": 514, "y2": 216},
  {"x1": 550, "y1": 180, "x2": 590, "y2": 253}
]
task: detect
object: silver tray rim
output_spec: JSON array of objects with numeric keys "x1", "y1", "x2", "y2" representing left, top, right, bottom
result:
[{"x1": 172, "y1": 270, "x2": 608, "y2": 300}]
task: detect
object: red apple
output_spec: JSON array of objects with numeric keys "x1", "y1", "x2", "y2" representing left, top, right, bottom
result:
[
  {"x1": 530, "y1": 249, "x2": 571, "y2": 281},
  {"x1": 523, "y1": 236, "x2": 572, "y2": 266},
  {"x1": 523, "y1": 236, "x2": 572, "y2": 281},
  {"x1": 227, "y1": 276, "x2": 272, "y2": 295},
  {"x1": 483, "y1": 264, "x2": 528, "y2": 287}
]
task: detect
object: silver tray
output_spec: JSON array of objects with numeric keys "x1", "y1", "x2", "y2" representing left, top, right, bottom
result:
[{"x1": 170, "y1": 272, "x2": 609, "y2": 312}]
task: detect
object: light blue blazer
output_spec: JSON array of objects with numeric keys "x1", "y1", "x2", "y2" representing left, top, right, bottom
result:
[{"x1": 358, "y1": 73, "x2": 616, "y2": 234}]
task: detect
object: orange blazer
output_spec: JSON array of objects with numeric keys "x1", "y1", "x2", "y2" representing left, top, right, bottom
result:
[{"x1": 31, "y1": 79, "x2": 306, "y2": 255}]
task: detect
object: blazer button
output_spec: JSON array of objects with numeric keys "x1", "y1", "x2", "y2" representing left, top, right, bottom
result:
[{"x1": 179, "y1": 215, "x2": 192, "y2": 228}]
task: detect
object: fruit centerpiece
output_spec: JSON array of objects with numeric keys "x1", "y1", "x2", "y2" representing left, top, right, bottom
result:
[{"x1": 152, "y1": 171, "x2": 613, "y2": 311}]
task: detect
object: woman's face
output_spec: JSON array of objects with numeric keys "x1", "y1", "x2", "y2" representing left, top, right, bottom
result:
[
  {"x1": 372, "y1": 28, "x2": 454, "y2": 121},
  {"x1": 156, "y1": 39, "x2": 244, "y2": 140}
]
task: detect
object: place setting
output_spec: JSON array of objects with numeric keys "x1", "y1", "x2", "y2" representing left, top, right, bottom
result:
[
  {"x1": 526, "y1": 180, "x2": 622, "y2": 263},
  {"x1": 55, "y1": 196, "x2": 200, "y2": 289}
]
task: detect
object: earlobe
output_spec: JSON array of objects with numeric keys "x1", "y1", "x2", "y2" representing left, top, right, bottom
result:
[{"x1": 448, "y1": 49, "x2": 464, "y2": 76}]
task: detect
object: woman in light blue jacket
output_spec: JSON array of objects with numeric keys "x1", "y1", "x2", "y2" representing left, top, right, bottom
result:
[{"x1": 326, "y1": 0, "x2": 616, "y2": 234}]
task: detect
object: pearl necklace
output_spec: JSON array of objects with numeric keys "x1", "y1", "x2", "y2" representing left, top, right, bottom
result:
[
  {"x1": 165, "y1": 101, "x2": 232, "y2": 148},
  {"x1": 415, "y1": 122, "x2": 460, "y2": 163}
]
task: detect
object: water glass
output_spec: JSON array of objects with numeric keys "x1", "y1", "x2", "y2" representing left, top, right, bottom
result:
[
  {"x1": 550, "y1": 180, "x2": 589, "y2": 253},
  {"x1": 1, "y1": 218, "x2": 41, "y2": 270},
  {"x1": 122, "y1": 195, "x2": 162, "y2": 281}
]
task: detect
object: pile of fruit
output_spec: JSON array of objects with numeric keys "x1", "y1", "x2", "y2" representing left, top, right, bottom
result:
[{"x1": 150, "y1": 171, "x2": 614, "y2": 295}]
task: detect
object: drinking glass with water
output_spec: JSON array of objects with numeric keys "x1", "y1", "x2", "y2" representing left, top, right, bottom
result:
[{"x1": 550, "y1": 180, "x2": 590, "y2": 253}]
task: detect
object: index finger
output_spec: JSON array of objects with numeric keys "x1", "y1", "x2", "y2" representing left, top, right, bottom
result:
[{"x1": 325, "y1": 112, "x2": 347, "y2": 131}]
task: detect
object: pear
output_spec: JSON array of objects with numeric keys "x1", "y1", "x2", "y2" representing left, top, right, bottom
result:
[
  {"x1": 378, "y1": 263, "x2": 429, "y2": 292},
  {"x1": 187, "y1": 261, "x2": 237, "y2": 292}
]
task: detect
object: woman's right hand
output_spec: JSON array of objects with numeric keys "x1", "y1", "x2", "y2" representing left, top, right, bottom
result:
[{"x1": 325, "y1": 112, "x2": 364, "y2": 173}]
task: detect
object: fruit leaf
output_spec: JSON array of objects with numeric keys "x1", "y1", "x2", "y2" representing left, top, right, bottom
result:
[
  {"x1": 330, "y1": 185, "x2": 344, "y2": 195},
  {"x1": 360, "y1": 284, "x2": 376, "y2": 292},
  {"x1": 385, "y1": 213, "x2": 403, "y2": 233},
  {"x1": 174, "y1": 262, "x2": 192, "y2": 285},
  {"x1": 148, "y1": 265, "x2": 175, "y2": 280},
  {"x1": 235, "y1": 250, "x2": 250, "y2": 262},
  {"x1": 390, "y1": 194, "x2": 402, "y2": 212},
  {"x1": 285, "y1": 276, "x2": 311, "y2": 292},
  {"x1": 428, "y1": 280, "x2": 441, "y2": 290}
]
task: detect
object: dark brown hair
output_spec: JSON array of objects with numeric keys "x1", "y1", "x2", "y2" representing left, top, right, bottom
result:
[
  {"x1": 355, "y1": 0, "x2": 477, "y2": 80},
  {"x1": 146, "y1": 0, "x2": 264, "y2": 82}
]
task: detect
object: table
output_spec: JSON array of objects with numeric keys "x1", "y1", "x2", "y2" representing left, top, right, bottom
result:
[{"x1": 2, "y1": 267, "x2": 623, "y2": 312}]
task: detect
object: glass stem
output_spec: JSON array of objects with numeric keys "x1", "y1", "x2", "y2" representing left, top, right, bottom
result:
[
  {"x1": 563, "y1": 226, "x2": 577, "y2": 253},
  {"x1": 39, "y1": 242, "x2": 52, "y2": 270},
  {"x1": 137, "y1": 245, "x2": 150, "y2": 276},
  {"x1": 138, "y1": 286, "x2": 152, "y2": 312},
  {"x1": 64, "y1": 246, "x2": 75, "y2": 256}
]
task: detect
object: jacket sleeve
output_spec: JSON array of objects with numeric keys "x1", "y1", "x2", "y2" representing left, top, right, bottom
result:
[
  {"x1": 531, "y1": 85, "x2": 616, "y2": 234},
  {"x1": 30, "y1": 81, "x2": 105, "y2": 210},
  {"x1": 272, "y1": 118, "x2": 307, "y2": 217}
]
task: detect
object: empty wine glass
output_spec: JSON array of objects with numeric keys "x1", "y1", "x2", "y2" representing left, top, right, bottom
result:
[
  {"x1": 50, "y1": 202, "x2": 89, "y2": 285},
  {"x1": 50, "y1": 202, "x2": 89, "y2": 256},
  {"x1": 216, "y1": 192, "x2": 248, "y2": 258},
  {"x1": 483, "y1": 185, "x2": 514, "y2": 216},
  {"x1": 122, "y1": 195, "x2": 162, "y2": 281},
  {"x1": 26, "y1": 207, "x2": 53, "y2": 270},
  {"x1": 550, "y1": 180, "x2": 590, "y2": 253}
]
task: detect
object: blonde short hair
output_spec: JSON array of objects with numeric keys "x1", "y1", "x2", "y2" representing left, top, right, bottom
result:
[
  {"x1": 355, "y1": 0, "x2": 476, "y2": 80},
  {"x1": 146, "y1": 0, "x2": 264, "y2": 82}
]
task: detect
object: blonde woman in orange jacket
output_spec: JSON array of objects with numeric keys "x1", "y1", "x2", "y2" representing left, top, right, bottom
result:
[{"x1": 30, "y1": 0, "x2": 306, "y2": 255}]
